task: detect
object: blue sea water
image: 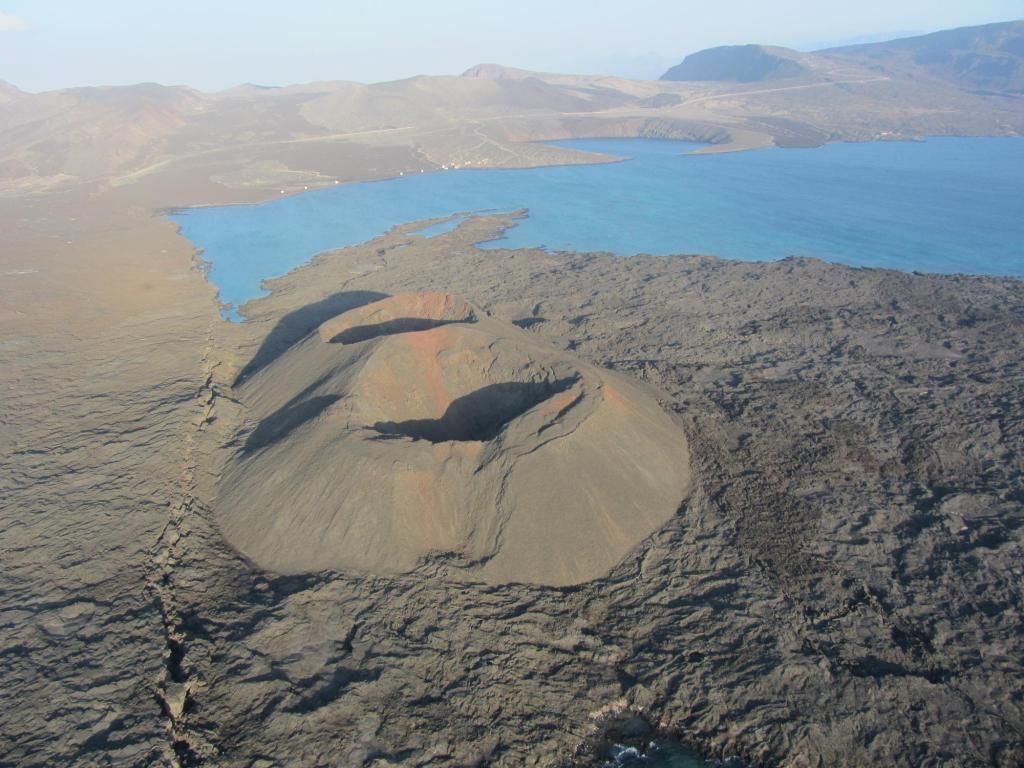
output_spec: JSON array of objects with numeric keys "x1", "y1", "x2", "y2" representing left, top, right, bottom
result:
[{"x1": 169, "y1": 137, "x2": 1024, "y2": 319}]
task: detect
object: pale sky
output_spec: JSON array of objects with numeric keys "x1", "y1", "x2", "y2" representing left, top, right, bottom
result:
[{"x1": 1, "y1": 0, "x2": 1022, "y2": 92}]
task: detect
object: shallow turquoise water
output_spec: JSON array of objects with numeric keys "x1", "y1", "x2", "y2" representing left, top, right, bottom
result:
[{"x1": 170, "y1": 137, "x2": 1024, "y2": 319}]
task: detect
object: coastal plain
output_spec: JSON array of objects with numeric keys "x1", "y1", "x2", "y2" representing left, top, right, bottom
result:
[{"x1": 2, "y1": 22, "x2": 1024, "y2": 767}]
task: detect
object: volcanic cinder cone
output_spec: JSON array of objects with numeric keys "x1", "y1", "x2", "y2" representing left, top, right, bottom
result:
[{"x1": 217, "y1": 292, "x2": 691, "y2": 586}]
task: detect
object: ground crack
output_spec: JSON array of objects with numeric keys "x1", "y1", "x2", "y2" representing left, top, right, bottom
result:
[{"x1": 144, "y1": 325, "x2": 219, "y2": 767}]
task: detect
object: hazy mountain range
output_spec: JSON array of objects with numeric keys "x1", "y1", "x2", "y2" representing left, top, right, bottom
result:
[
  {"x1": 0, "y1": 20, "x2": 1021, "y2": 198},
  {"x1": 661, "y1": 19, "x2": 1024, "y2": 93}
]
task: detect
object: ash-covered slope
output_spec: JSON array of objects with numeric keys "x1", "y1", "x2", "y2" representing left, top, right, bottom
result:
[{"x1": 217, "y1": 292, "x2": 691, "y2": 586}]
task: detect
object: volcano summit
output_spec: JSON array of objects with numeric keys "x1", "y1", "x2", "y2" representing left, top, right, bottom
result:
[{"x1": 216, "y1": 292, "x2": 692, "y2": 586}]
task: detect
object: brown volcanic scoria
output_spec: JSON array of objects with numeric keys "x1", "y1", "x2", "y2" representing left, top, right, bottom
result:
[{"x1": 216, "y1": 292, "x2": 691, "y2": 586}]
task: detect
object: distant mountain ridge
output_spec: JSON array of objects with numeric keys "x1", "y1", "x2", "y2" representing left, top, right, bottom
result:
[
  {"x1": 2, "y1": 19, "x2": 1023, "y2": 195},
  {"x1": 661, "y1": 45, "x2": 812, "y2": 83},
  {"x1": 461, "y1": 63, "x2": 538, "y2": 80},
  {"x1": 661, "y1": 19, "x2": 1024, "y2": 94},
  {"x1": 0, "y1": 79, "x2": 22, "y2": 101},
  {"x1": 824, "y1": 20, "x2": 1024, "y2": 94}
]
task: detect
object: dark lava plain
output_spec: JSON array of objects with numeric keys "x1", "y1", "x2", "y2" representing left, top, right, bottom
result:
[
  {"x1": 3, "y1": 210, "x2": 1023, "y2": 767},
  {"x1": 161, "y1": 214, "x2": 1022, "y2": 767}
]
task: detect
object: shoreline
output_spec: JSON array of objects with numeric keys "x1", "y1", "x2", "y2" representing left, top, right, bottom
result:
[
  {"x1": 167, "y1": 135, "x2": 1024, "y2": 326},
  {"x1": 156, "y1": 131, "x2": 1024, "y2": 218}
]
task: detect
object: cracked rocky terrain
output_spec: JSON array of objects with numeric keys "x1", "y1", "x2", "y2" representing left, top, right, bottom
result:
[{"x1": 7, "y1": 211, "x2": 1019, "y2": 766}]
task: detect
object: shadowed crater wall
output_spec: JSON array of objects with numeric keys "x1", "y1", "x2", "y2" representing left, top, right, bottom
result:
[
  {"x1": 234, "y1": 290, "x2": 388, "y2": 384},
  {"x1": 327, "y1": 316, "x2": 468, "y2": 345},
  {"x1": 317, "y1": 291, "x2": 476, "y2": 343},
  {"x1": 373, "y1": 377, "x2": 579, "y2": 443}
]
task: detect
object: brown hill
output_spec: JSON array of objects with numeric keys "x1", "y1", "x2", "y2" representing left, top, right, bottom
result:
[
  {"x1": 0, "y1": 82, "x2": 206, "y2": 184},
  {"x1": 217, "y1": 292, "x2": 691, "y2": 586},
  {"x1": 298, "y1": 73, "x2": 635, "y2": 132}
]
